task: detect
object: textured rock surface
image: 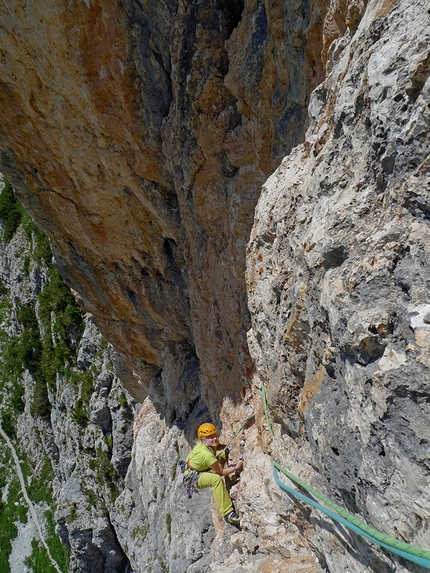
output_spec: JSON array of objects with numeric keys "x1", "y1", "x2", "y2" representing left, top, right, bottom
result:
[
  {"x1": 0, "y1": 0, "x2": 330, "y2": 408},
  {"x1": 0, "y1": 0, "x2": 429, "y2": 572},
  {"x1": 247, "y1": 0, "x2": 430, "y2": 571},
  {"x1": 0, "y1": 215, "x2": 137, "y2": 573},
  {"x1": 52, "y1": 317, "x2": 137, "y2": 573}
]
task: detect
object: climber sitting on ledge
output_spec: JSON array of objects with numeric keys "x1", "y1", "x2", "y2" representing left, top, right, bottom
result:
[{"x1": 185, "y1": 423, "x2": 243, "y2": 526}]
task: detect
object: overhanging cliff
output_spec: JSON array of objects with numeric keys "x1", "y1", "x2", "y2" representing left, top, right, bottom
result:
[{"x1": 0, "y1": 0, "x2": 328, "y2": 412}]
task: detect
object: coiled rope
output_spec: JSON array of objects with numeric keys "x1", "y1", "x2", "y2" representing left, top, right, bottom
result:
[{"x1": 261, "y1": 380, "x2": 430, "y2": 569}]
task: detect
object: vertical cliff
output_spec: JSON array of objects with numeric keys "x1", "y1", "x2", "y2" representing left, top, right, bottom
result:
[
  {"x1": 0, "y1": 182, "x2": 137, "y2": 572},
  {"x1": 0, "y1": 0, "x2": 429, "y2": 572},
  {"x1": 0, "y1": 0, "x2": 331, "y2": 410},
  {"x1": 247, "y1": 1, "x2": 430, "y2": 571}
]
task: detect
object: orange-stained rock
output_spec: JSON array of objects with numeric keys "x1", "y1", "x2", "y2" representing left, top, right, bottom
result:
[{"x1": 0, "y1": 0, "x2": 339, "y2": 410}]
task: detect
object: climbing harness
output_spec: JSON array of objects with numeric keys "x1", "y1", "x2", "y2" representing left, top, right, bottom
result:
[
  {"x1": 261, "y1": 379, "x2": 430, "y2": 570},
  {"x1": 178, "y1": 459, "x2": 200, "y2": 499},
  {"x1": 178, "y1": 412, "x2": 254, "y2": 499}
]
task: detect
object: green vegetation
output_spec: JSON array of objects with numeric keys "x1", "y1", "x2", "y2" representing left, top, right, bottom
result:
[
  {"x1": 0, "y1": 178, "x2": 25, "y2": 243},
  {"x1": 0, "y1": 449, "x2": 68, "y2": 573},
  {"x1": 44, "y1": 509, "x2": 70, "y2": 572},
  {"x1": 0, "y1": 355, "x2": 25, "y2": 436},
  {"x1": 17, "y1": 303, "x2": 42, "y2": 374},
  {"x1": 157, "y1": 555, "x2": 169, "y2": 572},
  {"x1": 37, "y1": 264, "x2": 84, "y2": 394},
  {"x1": 24, "y1": 538, "x2": 60, "y2": 573},
  {"x1": 88, "y1": 446, "x2": 121, "y2": 503},
  {"x1": 6, "y1": 448, "x2": 68, "y2": 571},
  {"x1": 0, "y1": 178, "x2": 78, "y2": 572},
  {"x1": 81, "y1": 484, "x2": 98, "y2": 509},
  {"x1": 0, "y1": 177, "x2": 84, "y2": 430},
  {"x1": 71, "y1": 399, "x2": 89, "y2": 426},
  {"x1": 104, "y1": 434, "x2": 113, "y2": 449},
  {"x1": 23, "y1": 255, "x2": 31, "y2": 276},
  {"x1": 0, "y1": 178, "x2": 124, "y2": 572},
  {"x1": 0, "y1": 472, "x2": 28, "y2": 573},
  {"x1": 70, "y1": 371, "x2": 94, "y2": 427},
  {"x1": 31, "y1": 374, "x2": 51, "y2": 422},
  {"x1": 165, "y1": 512, "x2": 172, "y2": 536},
  {"x1": 131, "y1": 523, "x2": 150, "y2": 542},
  {"x1": 27, "y1": 455, "x2": 55, "y2": 506},
  {"x1": 171, "y1": 440, "x2": 180, "y2": 481},
  {"x1": 67, "y1": 502, "x2": 78, "y2": 524},
  {"x1": 0, "y1": 508, "x2": 17, "y2": 573},
  {"x1": 0, "y1": 278, "x2": 7, "y2": 297},
  {"x1": 0, "y1": 339, "x2": 27, "y2": 435}
]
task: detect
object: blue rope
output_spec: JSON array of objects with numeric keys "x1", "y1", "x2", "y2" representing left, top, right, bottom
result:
[
  {"x1": 261, "y1": 379, "x2": 430, "y2": 569},
  {"x1": 273, "y1": 465, "x2": 430, "y2": 569}
]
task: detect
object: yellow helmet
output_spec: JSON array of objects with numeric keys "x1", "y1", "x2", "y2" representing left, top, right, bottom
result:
[{"x1": 197, "y1": 423, "x2": 217, "y2": 439}]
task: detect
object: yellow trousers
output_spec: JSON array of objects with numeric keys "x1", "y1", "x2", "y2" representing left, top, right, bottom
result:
[{"x1": 197, "y1": 472, "x2": 233, "y2": 516}]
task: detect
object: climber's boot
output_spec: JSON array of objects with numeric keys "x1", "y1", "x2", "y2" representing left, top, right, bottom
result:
[{"x1": 224, "y1": 511, "x2": 241, "y2": 527}]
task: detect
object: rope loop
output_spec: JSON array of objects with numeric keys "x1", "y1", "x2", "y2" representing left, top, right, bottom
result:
[{"x1": 260, "y1": 379, "x2": 430, "y2": 569}]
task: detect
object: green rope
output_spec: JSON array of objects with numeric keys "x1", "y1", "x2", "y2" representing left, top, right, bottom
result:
[
  {"x1": 260, "y1": 379, "x2": 430, "y2": 567},
  {"x1": 261, "y1": 379, "x2": 274, "y2": 439}
]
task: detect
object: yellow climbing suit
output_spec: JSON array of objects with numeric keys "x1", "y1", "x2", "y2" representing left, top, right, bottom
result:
[{"x1": 186, "y1": 441, "x2": 233, "y2": 516}]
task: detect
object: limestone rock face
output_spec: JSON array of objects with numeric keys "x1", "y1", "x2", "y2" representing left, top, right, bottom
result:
[
  {"x1": 0, "y1": 212, "x2": 138, "y2": 573},
  {"x1": 1, "y1": 0, "x2": 430, "y2": 572},
  {"x1": 247, "y1": 0, "x2": 430, "y2": 570},
  {"x1": 0, "y1": 0, "x2": 333, "y2": 408}
]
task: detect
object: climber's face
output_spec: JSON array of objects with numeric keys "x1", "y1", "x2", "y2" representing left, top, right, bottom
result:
[{"x1": 204, "y1": 434, "x2": 218, "y2": 446}]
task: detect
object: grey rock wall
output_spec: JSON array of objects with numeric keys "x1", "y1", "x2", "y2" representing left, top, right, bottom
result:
[
  {"x1": 52, "y1": 316, "x2": 137, "y2": 573},
  {"x1": 0, "y1": 213, "x2": 137, "y2": 573},
  {"x1": 247, "y1": 0, "x2": 430, "y2": 571},
  {"x1": 112, "y1": 400, "x2": 215, "y2": 573}
]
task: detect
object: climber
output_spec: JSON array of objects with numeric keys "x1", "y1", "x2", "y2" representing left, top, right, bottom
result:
[{"x1": 185, "y1": 422, "x2": 244, "y2": 526}]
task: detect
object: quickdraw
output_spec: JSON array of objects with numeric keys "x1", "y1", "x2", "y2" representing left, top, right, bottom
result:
[{"x1": 178, "y1": 459, "x2": 200, "y2": 499}]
